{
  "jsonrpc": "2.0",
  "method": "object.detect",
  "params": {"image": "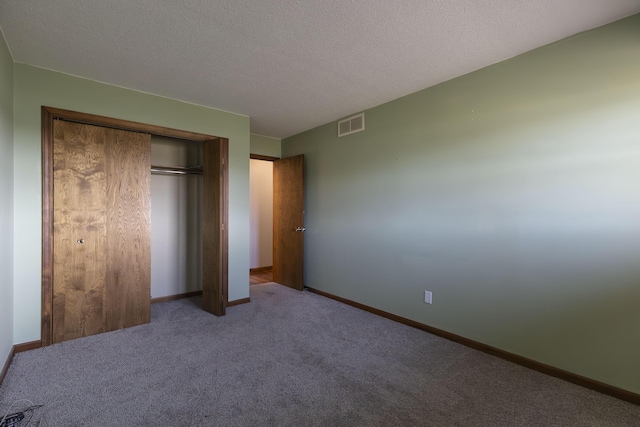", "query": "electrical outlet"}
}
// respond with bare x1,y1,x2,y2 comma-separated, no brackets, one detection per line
424,291,432,304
